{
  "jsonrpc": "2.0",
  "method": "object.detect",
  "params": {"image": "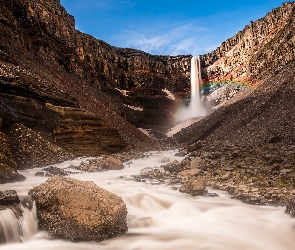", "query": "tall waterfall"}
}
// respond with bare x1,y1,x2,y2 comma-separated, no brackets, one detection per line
190,56,203,117
173,55,209,122
0,202,38,244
